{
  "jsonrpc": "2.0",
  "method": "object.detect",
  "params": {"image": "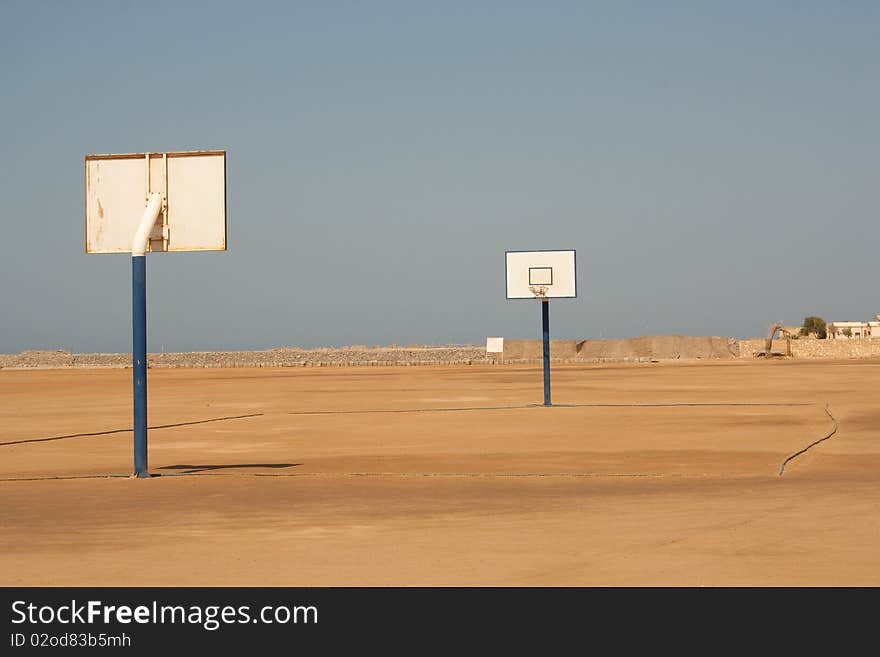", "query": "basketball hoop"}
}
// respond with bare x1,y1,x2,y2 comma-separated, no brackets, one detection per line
529,285,548,299
85,150,227,479
505,249,577,407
